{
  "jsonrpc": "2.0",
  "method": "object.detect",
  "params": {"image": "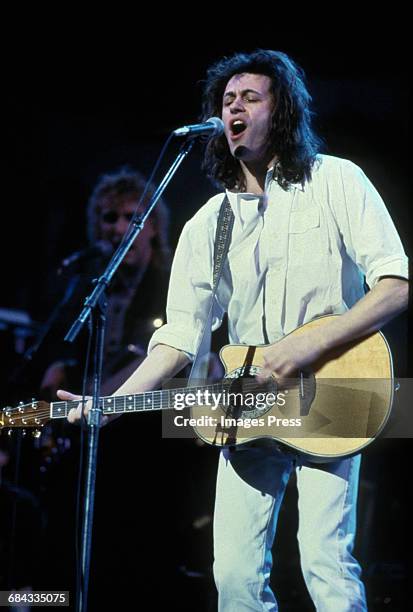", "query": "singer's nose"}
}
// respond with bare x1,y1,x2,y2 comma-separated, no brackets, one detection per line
229,95,245,113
